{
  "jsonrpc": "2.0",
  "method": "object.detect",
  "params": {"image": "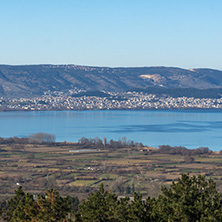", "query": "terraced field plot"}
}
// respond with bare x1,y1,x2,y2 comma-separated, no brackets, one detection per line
0,143,222,201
